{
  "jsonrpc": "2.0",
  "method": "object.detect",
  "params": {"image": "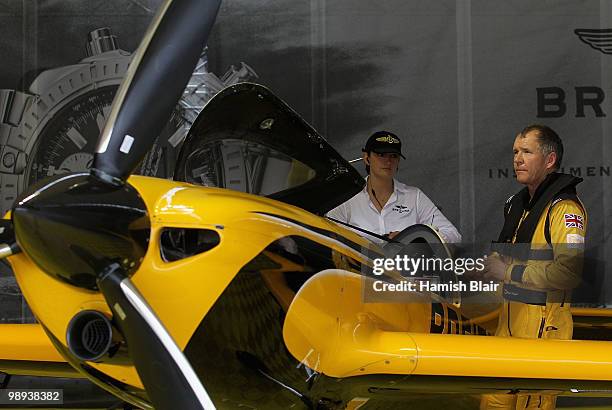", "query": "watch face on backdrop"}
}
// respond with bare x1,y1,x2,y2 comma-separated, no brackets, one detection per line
25,85,117,183
25,84,185,185
0,26,257,323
